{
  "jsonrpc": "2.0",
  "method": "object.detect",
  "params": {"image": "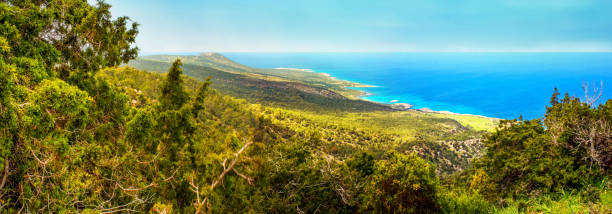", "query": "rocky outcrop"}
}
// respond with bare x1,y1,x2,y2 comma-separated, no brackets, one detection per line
390,103,413,110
